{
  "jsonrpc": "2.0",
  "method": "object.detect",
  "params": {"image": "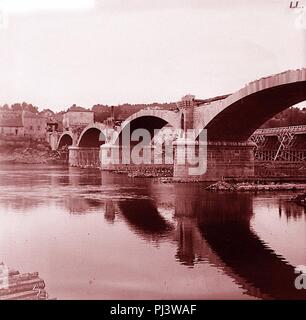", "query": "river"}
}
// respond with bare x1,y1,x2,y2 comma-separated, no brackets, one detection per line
0,164,305,300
